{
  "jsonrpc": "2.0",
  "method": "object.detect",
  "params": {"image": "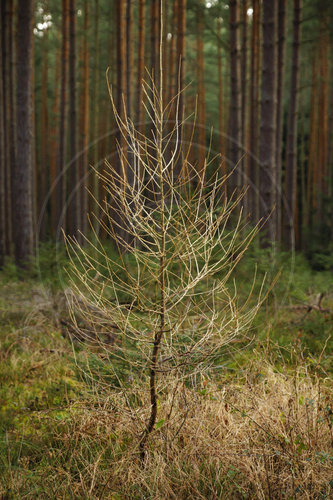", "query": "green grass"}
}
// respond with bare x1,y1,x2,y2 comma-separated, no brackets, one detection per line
0,248,332,499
